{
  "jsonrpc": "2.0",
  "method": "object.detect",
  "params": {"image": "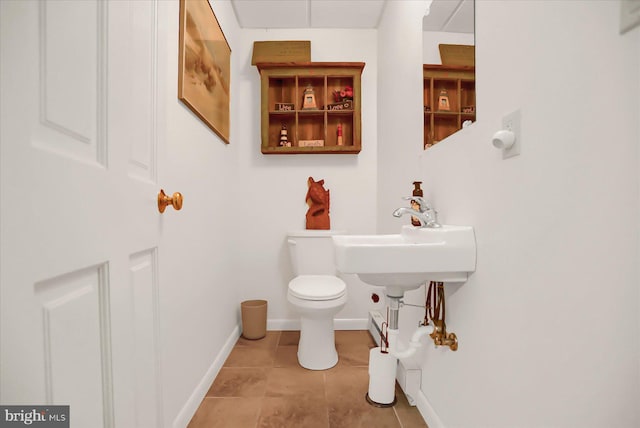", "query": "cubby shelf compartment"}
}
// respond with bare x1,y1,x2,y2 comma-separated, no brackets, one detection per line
256,62,365,154
424,64,475,149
